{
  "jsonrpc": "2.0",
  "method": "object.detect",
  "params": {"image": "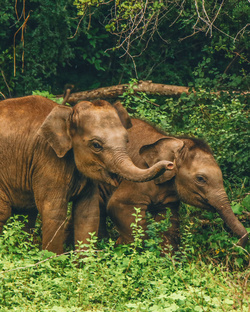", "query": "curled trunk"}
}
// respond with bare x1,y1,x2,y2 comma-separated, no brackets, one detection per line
111,152,174,183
